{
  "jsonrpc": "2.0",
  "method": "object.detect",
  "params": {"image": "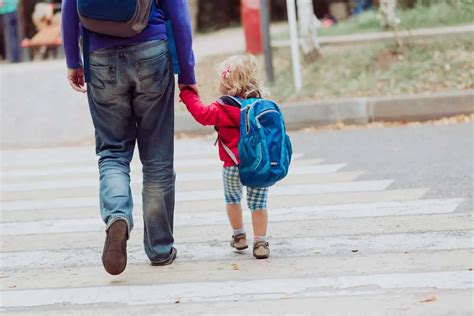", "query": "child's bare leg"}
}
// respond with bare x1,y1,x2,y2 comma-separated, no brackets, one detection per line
227,203,248,250
251,208,270,259
248,185,270,259
251,209,268,237
226,203,244,230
